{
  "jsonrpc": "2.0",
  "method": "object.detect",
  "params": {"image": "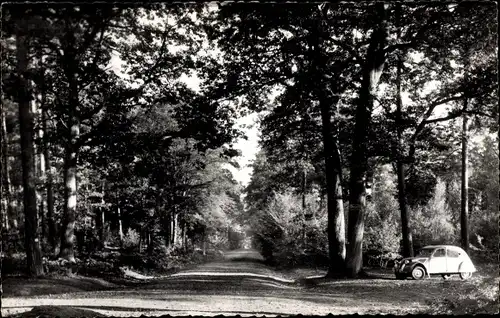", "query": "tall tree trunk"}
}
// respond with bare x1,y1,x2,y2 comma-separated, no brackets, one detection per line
346,3,389,277
1,106,10,230
320,96,346,276
302,169,307,244
16,26,44,276
460,98,469,253
33,97,47,245
394,6,414,258
311,14,346,276
58,76,79,263
42,106,56,252
2,106,18,231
